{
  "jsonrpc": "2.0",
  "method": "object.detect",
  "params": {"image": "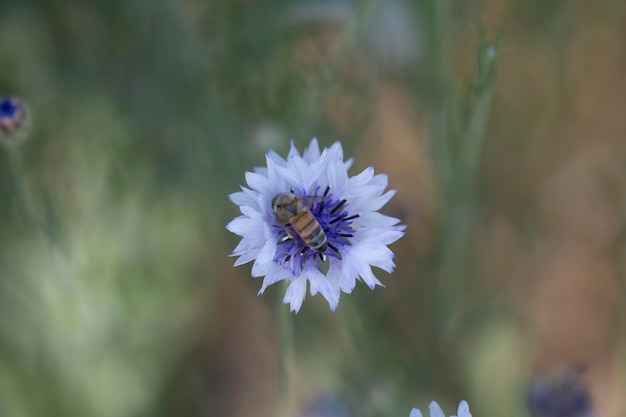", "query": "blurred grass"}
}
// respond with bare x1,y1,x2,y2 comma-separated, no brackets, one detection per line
1,1,625,417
